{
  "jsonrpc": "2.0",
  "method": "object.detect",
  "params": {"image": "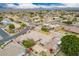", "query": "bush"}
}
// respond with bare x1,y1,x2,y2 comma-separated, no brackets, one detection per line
9,18,14,21
41,27,49,32
9,24,15,30
20,23,27,28
63,21,72,25
40,51,47,56
61,35,79,56
0,17,3,22
22,39,35,48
